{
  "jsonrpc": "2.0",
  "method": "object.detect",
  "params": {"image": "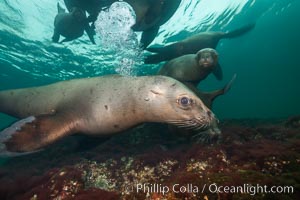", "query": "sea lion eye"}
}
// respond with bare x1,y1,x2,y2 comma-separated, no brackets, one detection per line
179,97,191,106
181,97,189,105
